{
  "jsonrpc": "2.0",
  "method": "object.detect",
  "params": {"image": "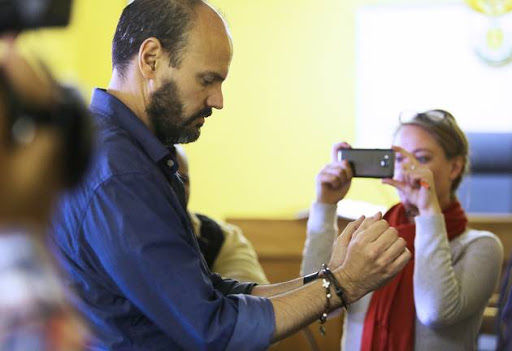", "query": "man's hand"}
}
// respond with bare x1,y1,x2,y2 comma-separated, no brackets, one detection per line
328,215,365,269
316,142,353,204
269,212,409,341
333,214,411,303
